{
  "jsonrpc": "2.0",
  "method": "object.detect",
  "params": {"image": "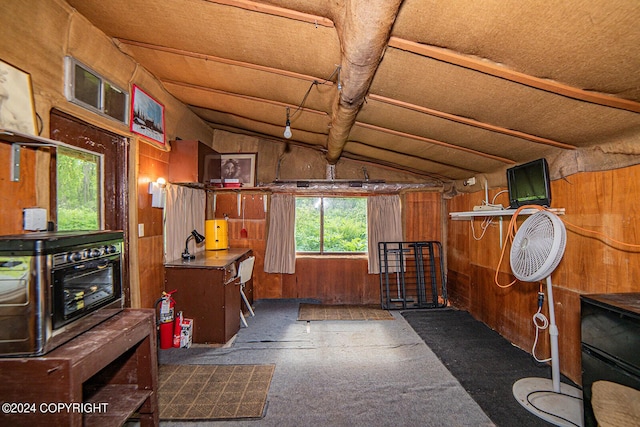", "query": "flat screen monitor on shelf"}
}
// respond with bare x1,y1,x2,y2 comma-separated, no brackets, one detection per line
506,158,552,208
